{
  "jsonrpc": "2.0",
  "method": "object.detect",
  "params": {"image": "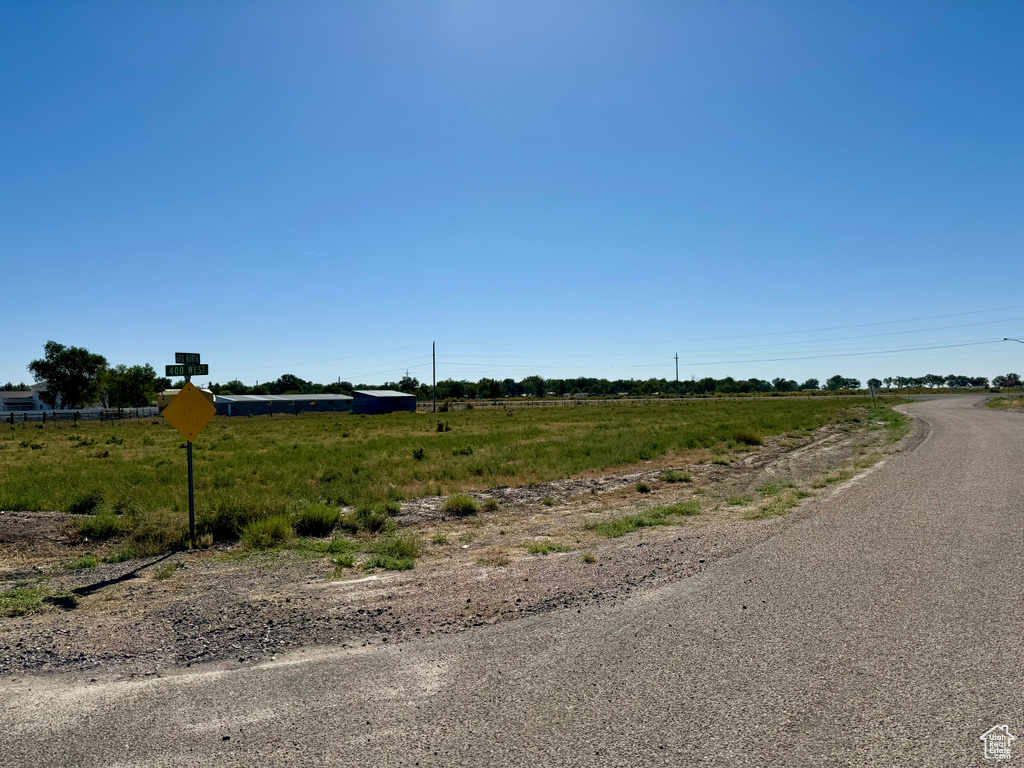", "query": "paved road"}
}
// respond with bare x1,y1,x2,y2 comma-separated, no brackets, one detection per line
3,396,1022,766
